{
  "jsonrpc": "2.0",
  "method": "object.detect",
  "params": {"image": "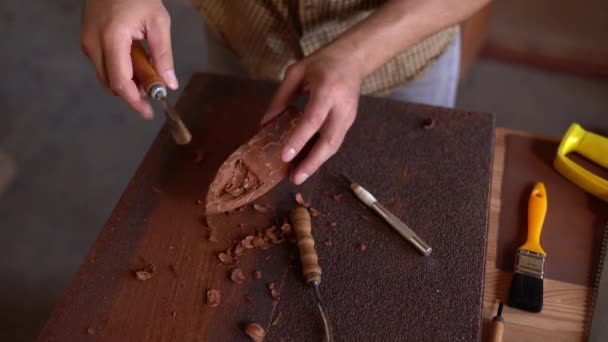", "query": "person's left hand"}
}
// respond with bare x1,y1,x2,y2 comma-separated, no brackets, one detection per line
262,49,363,185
